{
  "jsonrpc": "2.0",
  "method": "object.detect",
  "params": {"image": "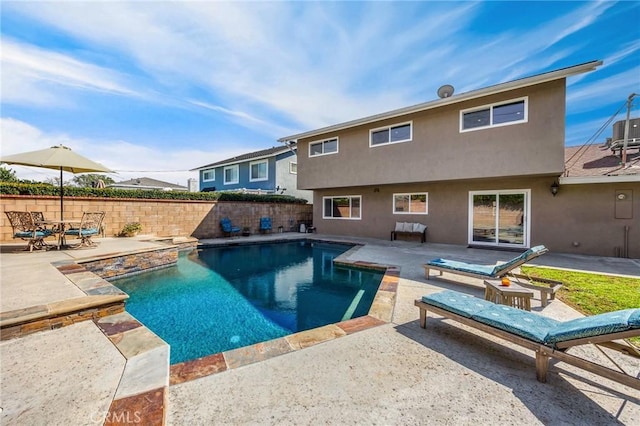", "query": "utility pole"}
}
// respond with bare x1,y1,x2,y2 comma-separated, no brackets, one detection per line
621,93,637,166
